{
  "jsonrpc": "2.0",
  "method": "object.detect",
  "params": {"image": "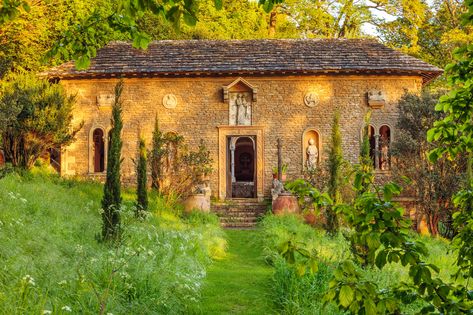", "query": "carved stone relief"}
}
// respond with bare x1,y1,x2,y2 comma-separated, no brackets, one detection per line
304,92,319,108
229,92,252,126
367,90,385,109
96,94,114,108
163,94,178,109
